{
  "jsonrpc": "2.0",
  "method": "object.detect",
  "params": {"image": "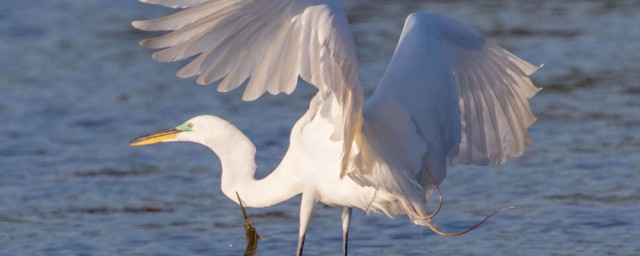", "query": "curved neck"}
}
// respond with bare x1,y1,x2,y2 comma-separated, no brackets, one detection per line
199,127,302,208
